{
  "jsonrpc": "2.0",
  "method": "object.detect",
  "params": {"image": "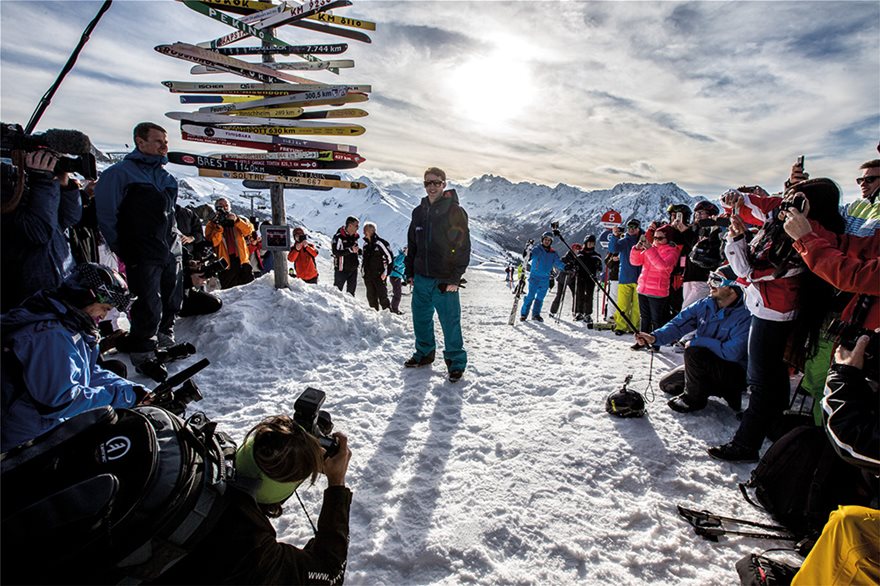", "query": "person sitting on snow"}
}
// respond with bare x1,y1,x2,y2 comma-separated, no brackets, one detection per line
633,265,750,413
520,231,566,322
1,263,146,451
